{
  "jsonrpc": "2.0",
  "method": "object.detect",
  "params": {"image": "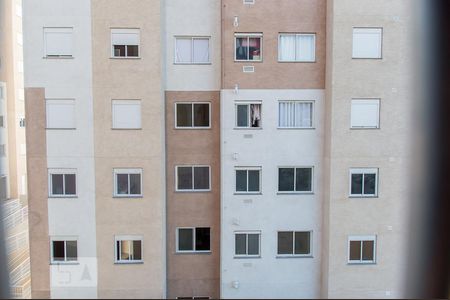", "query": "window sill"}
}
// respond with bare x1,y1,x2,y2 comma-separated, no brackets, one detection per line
348,195,378,199
111,128,143,130
48,196,78,199
175,190,211,193
175,251,212,255
174,127,212,130
114,261,144,265
110,56,141,60
234,192,262,195
278,60,316,63
233,127,262,130
347,261,377,265
352,57,383,60
277,192,314,195
113,195,144,199
50,262,79,265
234,255,261,259
277,127,315,130
234,60,263,63
43,56,74,59
276,255,313,259
350,127,380,130
46,128,76,130
174,62,212,65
